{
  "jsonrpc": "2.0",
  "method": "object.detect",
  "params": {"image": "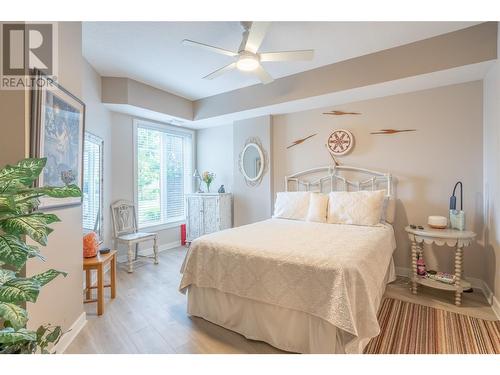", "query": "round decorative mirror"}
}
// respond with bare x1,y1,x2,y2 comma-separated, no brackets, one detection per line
240,143,264,182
